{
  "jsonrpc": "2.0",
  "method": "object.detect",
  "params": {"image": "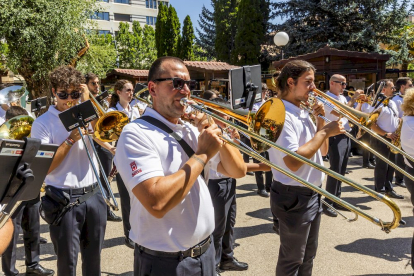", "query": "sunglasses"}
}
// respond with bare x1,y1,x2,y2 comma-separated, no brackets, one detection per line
333,81,347,86
90,82,99,86
153,78,197,91
56,91,82,100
